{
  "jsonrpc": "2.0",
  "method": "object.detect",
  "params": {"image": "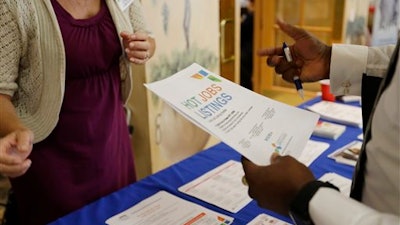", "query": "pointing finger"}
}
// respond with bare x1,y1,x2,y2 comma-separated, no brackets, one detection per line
276,19,309,41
